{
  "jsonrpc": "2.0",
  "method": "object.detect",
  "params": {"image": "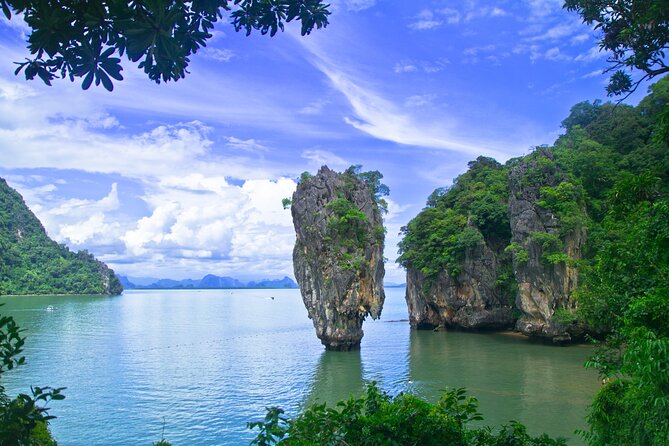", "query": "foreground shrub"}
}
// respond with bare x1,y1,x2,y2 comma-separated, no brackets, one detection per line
248,383,566,446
